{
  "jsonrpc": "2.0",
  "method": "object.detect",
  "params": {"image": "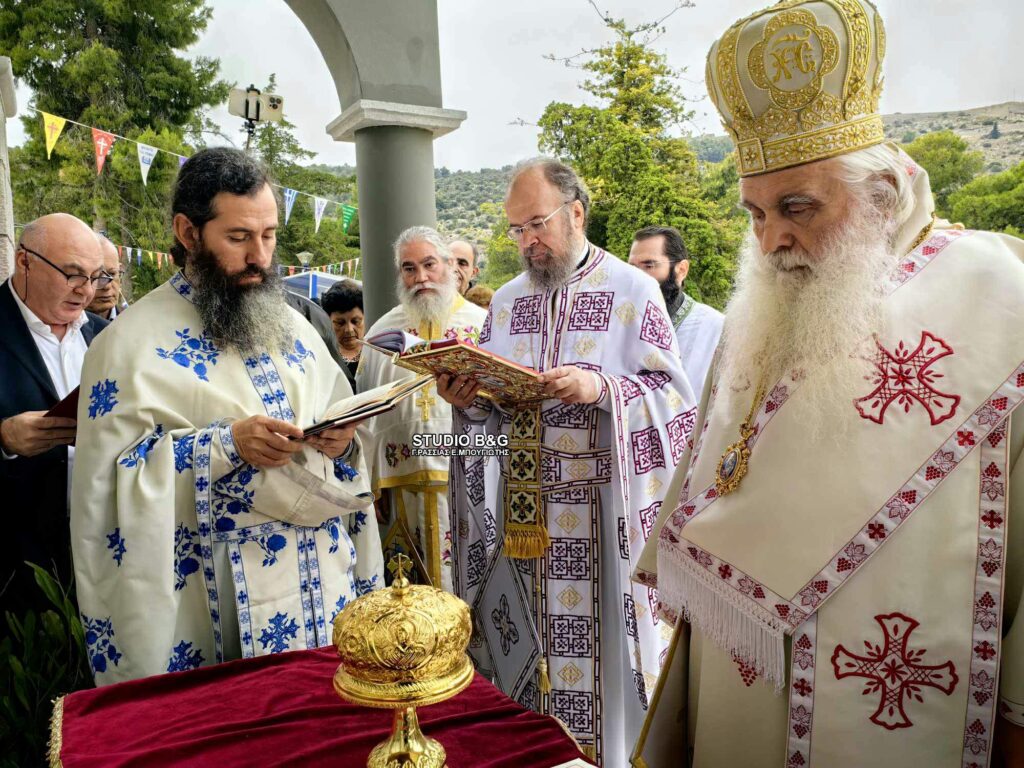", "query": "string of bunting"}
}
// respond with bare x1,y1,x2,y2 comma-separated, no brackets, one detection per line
110,241,361,278
36,109,359,234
